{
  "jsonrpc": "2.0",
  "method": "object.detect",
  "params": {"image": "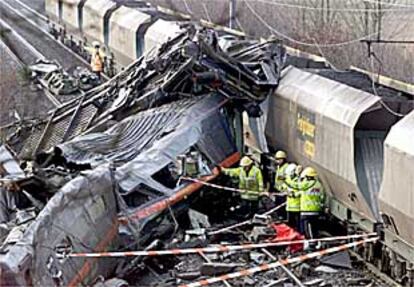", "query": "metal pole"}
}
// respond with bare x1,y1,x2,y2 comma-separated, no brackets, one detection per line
229,0,236,29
